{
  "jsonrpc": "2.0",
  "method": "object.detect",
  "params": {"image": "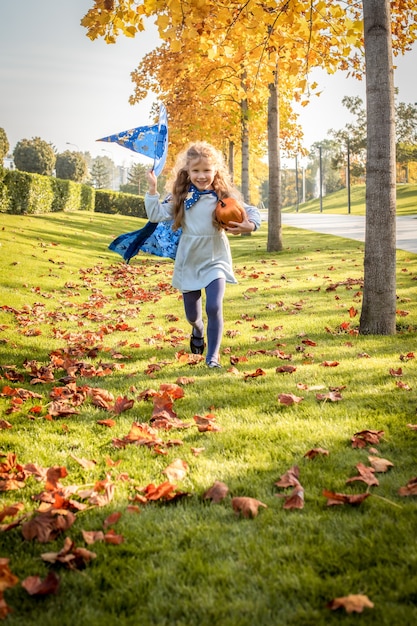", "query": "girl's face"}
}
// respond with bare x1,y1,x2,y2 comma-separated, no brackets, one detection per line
188,157,216,191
